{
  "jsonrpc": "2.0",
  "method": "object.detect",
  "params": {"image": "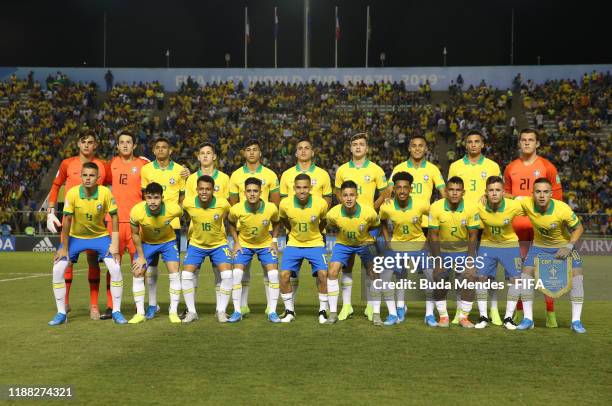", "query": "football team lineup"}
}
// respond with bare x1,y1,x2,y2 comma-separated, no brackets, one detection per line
44,128,587,332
